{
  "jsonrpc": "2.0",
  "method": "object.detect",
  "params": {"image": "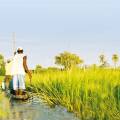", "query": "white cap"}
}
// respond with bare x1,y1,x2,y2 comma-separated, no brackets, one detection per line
17,47,23,51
